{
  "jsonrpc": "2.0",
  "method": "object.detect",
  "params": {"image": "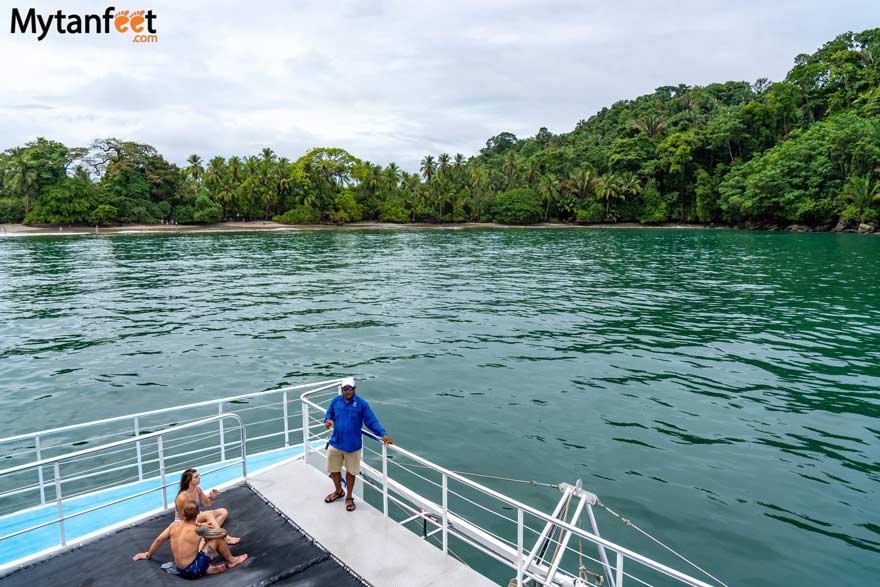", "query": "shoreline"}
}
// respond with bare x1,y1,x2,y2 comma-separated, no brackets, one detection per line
0,221,875,237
